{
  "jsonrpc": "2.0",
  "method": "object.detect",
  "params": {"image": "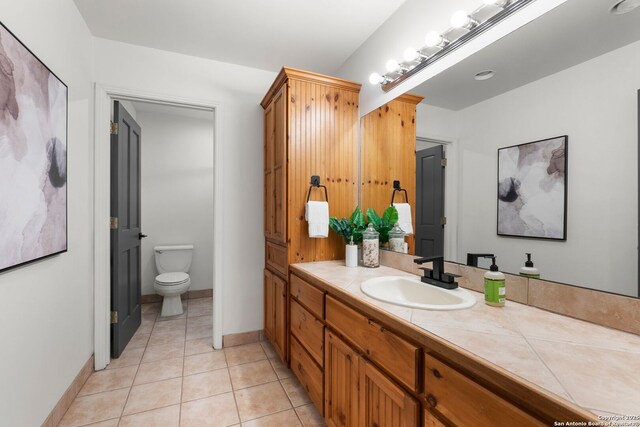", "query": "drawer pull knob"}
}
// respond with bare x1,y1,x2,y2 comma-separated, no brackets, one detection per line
380,326,385,333
432,369,441,379
427,393,438,408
